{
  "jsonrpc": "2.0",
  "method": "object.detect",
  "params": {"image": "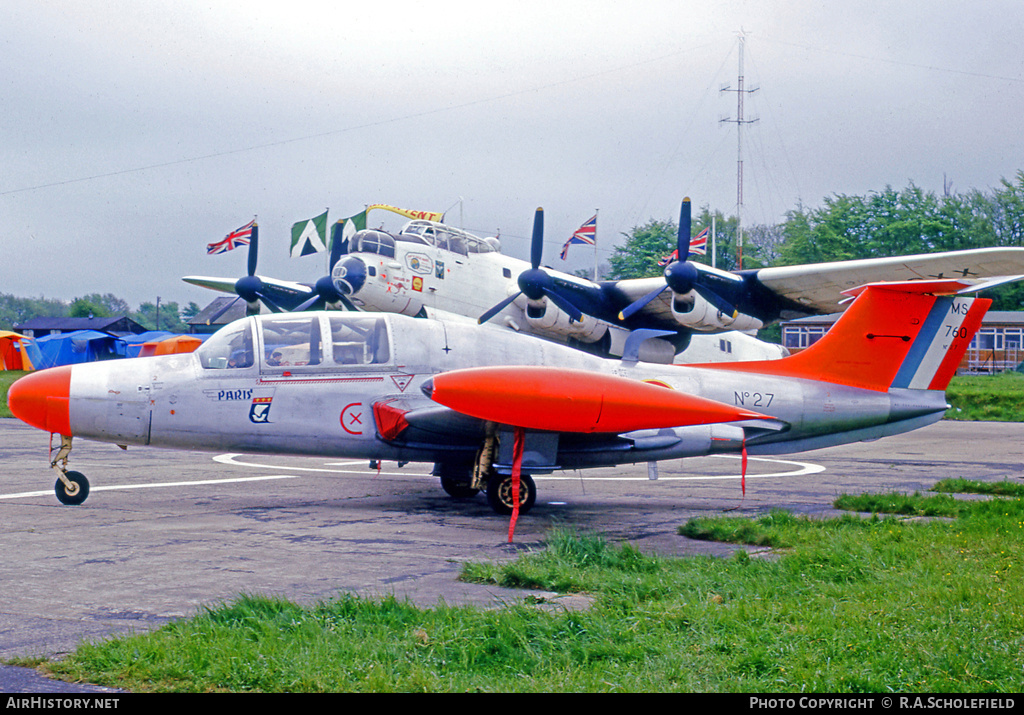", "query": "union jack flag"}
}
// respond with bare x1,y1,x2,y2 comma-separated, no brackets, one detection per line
688,227,708,256
658,227,708,265
560,215,597,260
207,220,255,255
